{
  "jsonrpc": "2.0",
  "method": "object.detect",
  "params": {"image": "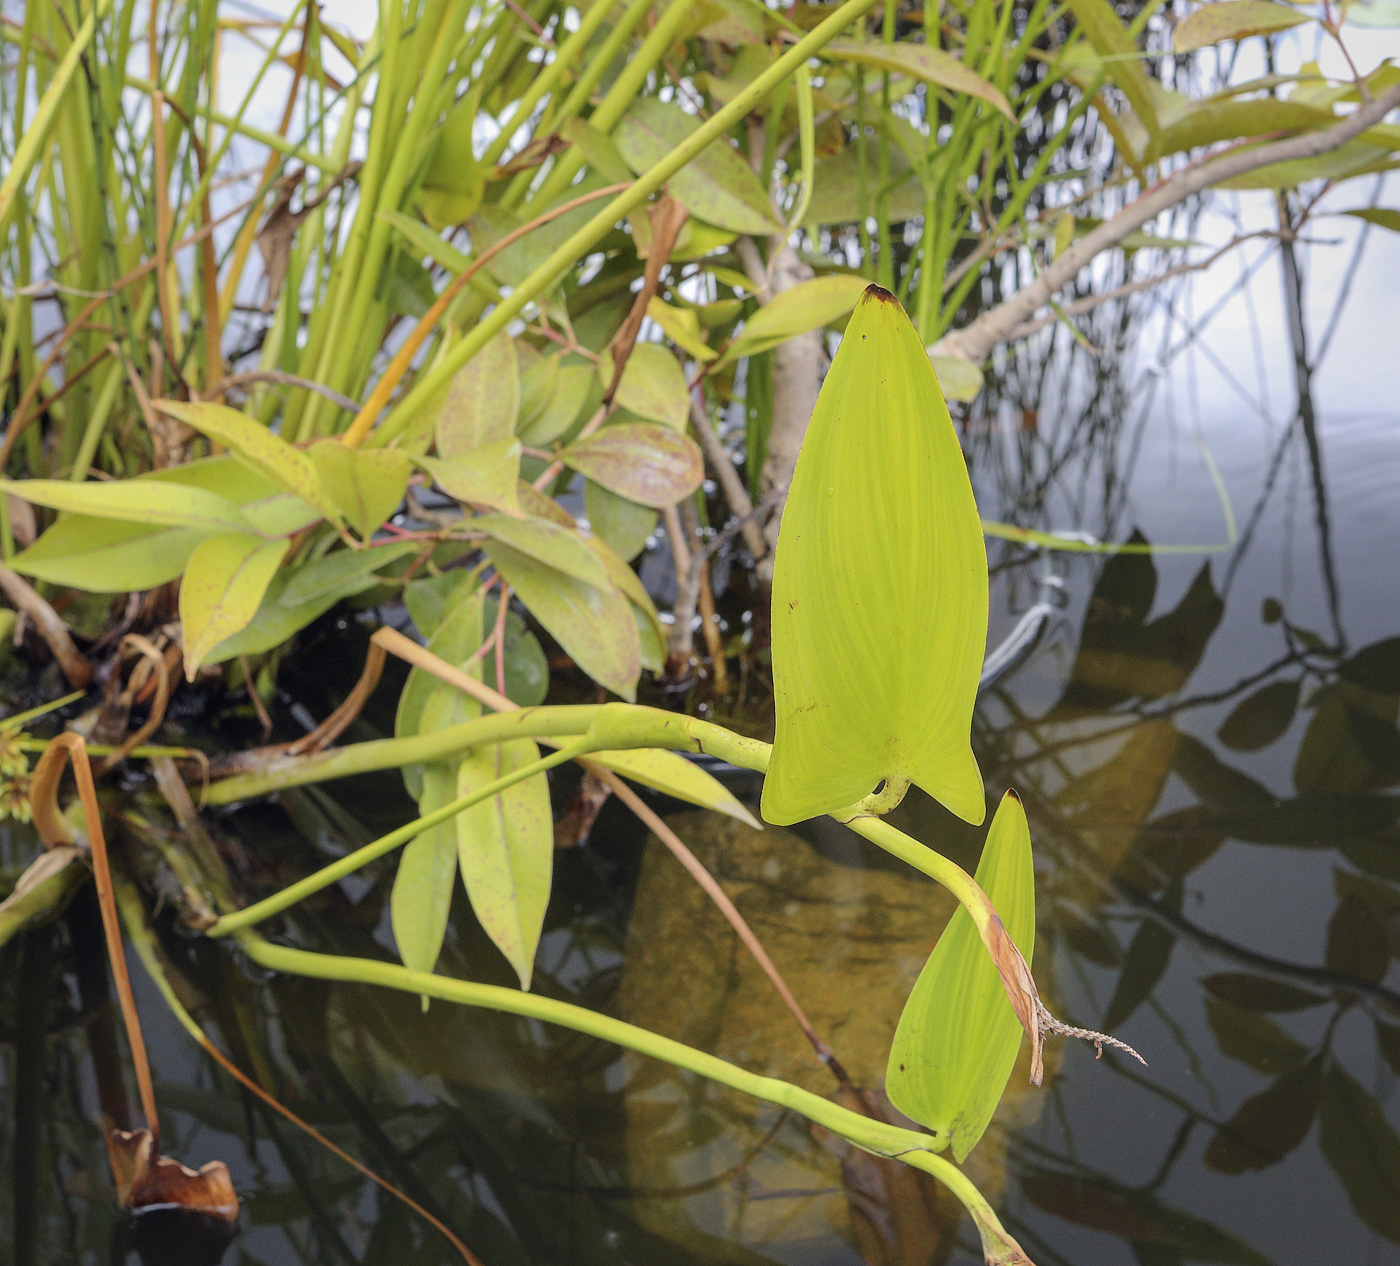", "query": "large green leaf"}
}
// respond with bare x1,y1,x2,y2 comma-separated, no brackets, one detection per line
559,424,703,508
762,285,987,825
455,739,553,989
614,98,782,235
153,400,338,523
434,331,519,457
719,274,869,365
485,540,640,701
391,764,460,975
10,516,212,592
202,568,344,665
825,40,1015,120
0,477,252,532
180,532,288,676
886,790,1034,1160
307,441,412,539
1175,0,1310,52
